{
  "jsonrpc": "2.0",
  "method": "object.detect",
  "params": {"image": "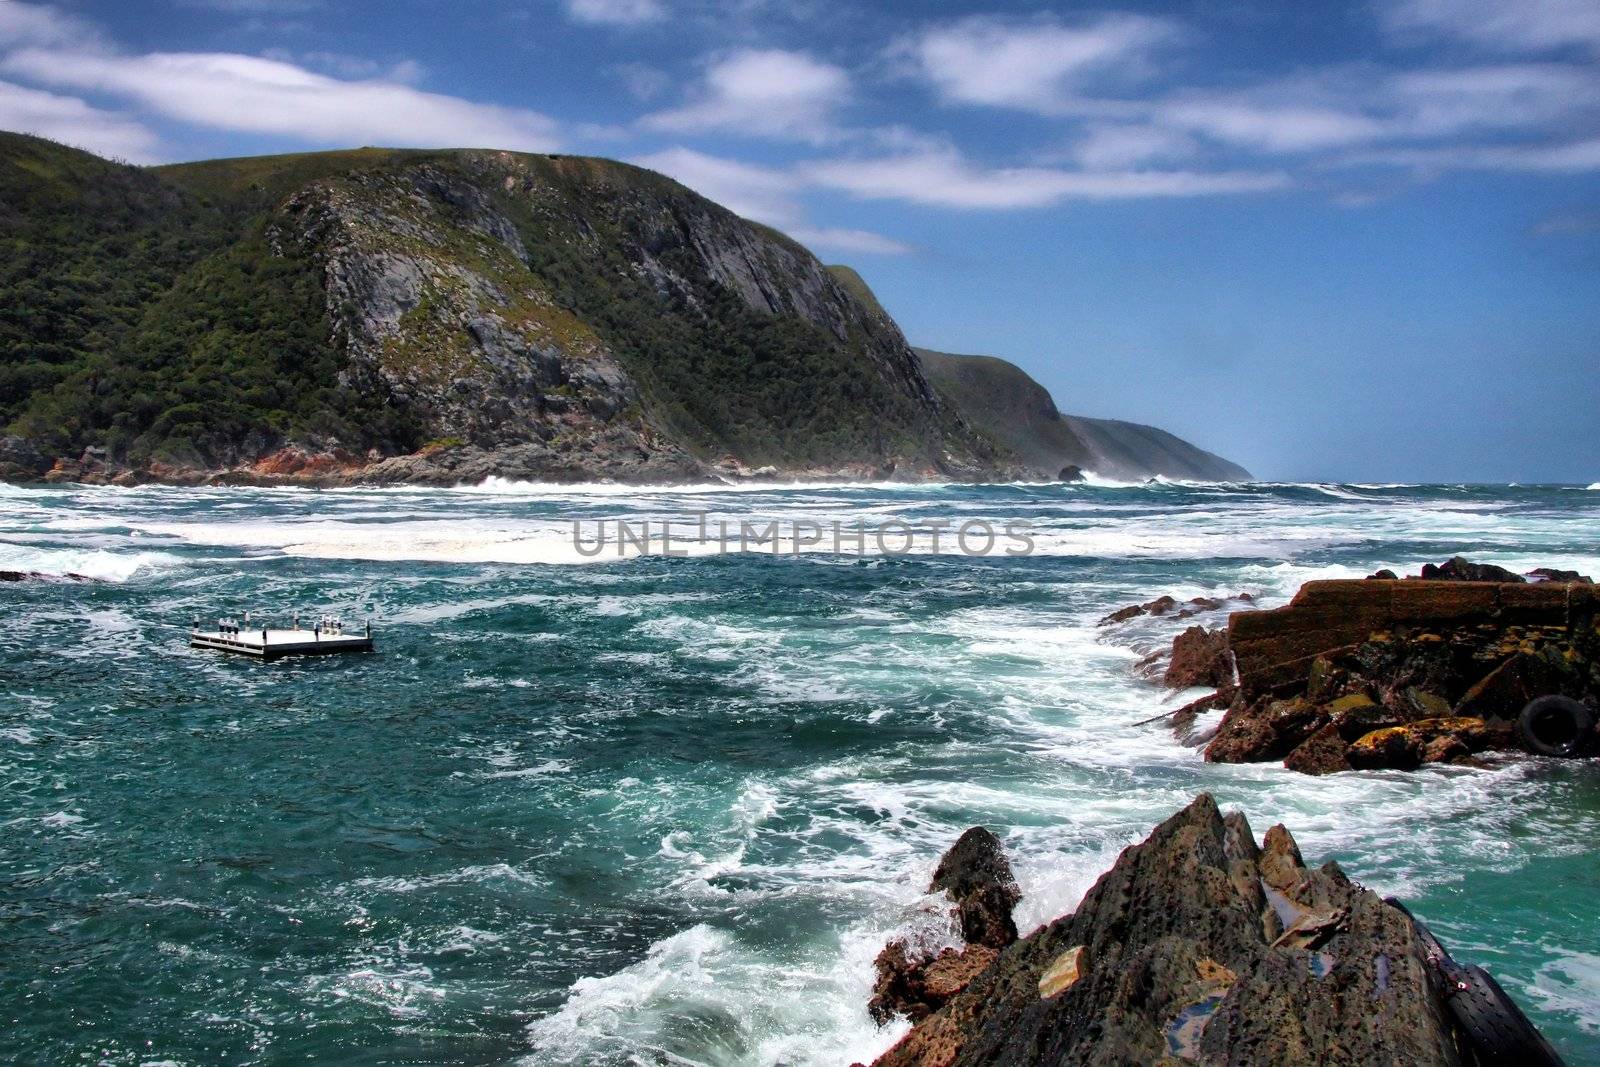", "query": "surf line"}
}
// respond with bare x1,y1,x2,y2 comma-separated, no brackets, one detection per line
571,514,1036,558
